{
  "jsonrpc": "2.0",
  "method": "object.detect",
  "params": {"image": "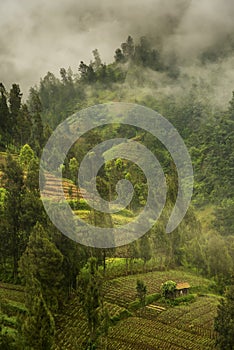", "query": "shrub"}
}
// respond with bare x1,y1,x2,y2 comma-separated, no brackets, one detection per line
68,198,90,210
146,293,161,304
111,309,132,323
161,280,177,299
172,294,196,306
128,293,161,311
